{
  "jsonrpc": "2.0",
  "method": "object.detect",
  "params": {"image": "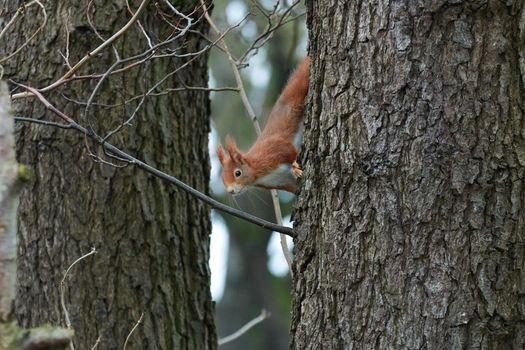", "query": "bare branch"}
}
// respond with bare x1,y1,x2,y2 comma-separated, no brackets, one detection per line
272,190,293,272
125,0,153,47
108,25,237,141
60,85,238,109
9,2,204,101
83,59,121,136
10,0,151,99
0,3,24,39
60,247,97,288
62,0,151,80
85,3,195,143
87,0,109,42
58,10,73,70
238,0,303,64
0,0,48,64
165,85,240,93
122,313,144,350
14,116,73,129
10,81,76,124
